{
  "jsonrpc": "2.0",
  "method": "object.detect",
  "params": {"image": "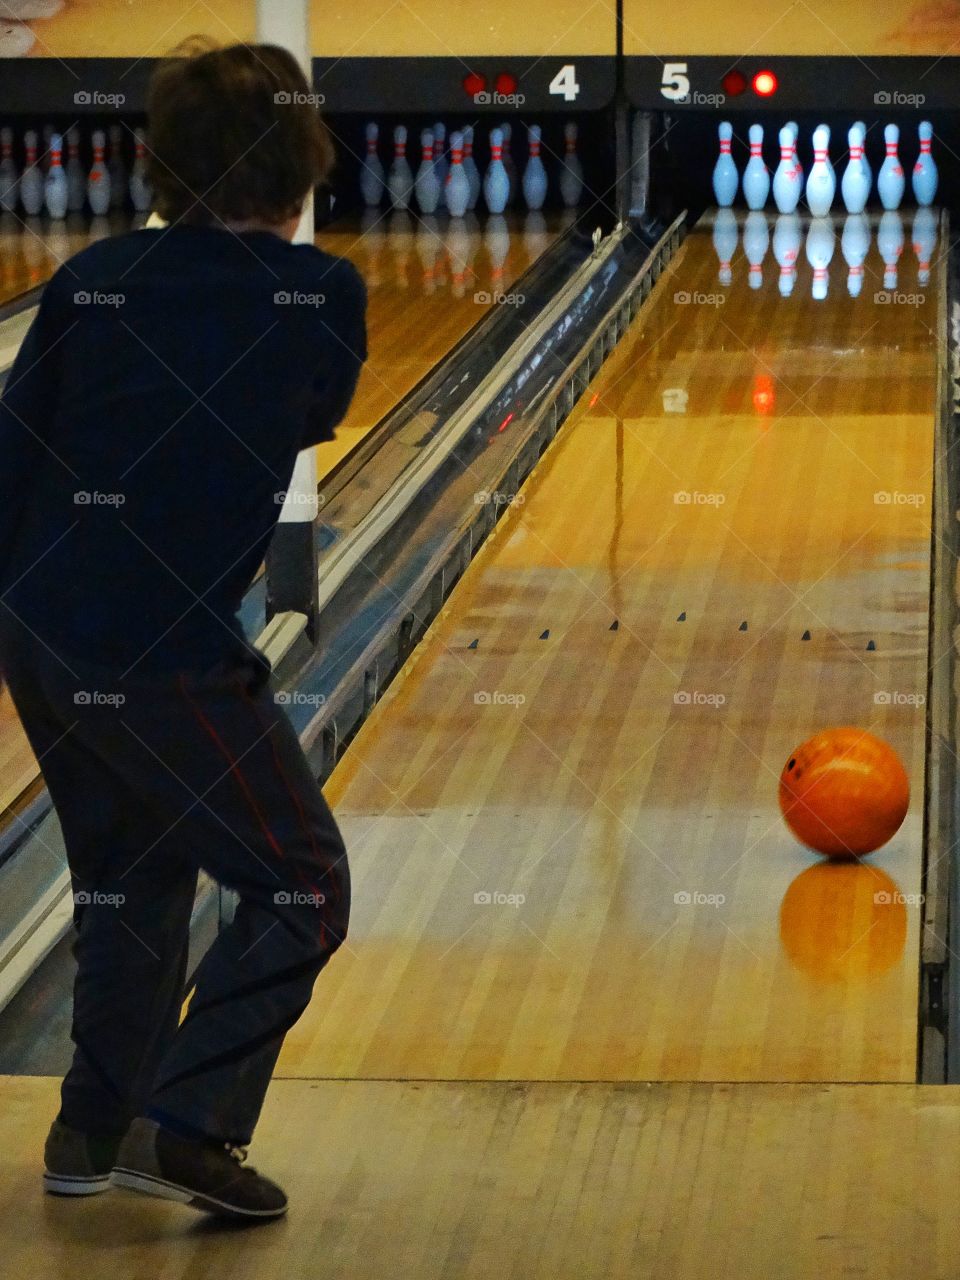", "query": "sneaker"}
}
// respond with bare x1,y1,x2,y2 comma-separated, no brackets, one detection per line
111,1117,287,1220
43,1117,124,1196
